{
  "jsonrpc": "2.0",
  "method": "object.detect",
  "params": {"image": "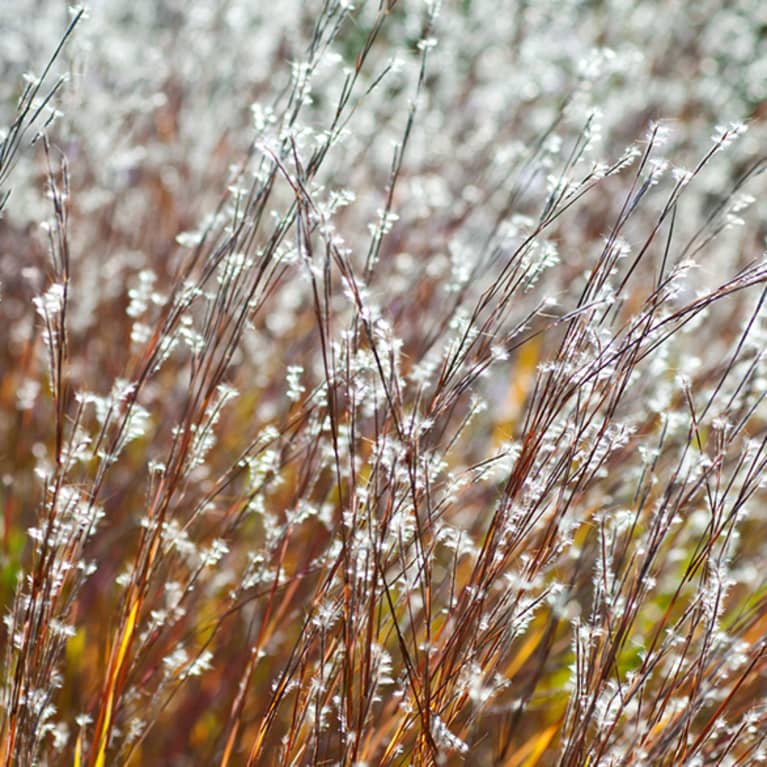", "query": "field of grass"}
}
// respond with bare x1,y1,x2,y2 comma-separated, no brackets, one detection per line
2,1,767,764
